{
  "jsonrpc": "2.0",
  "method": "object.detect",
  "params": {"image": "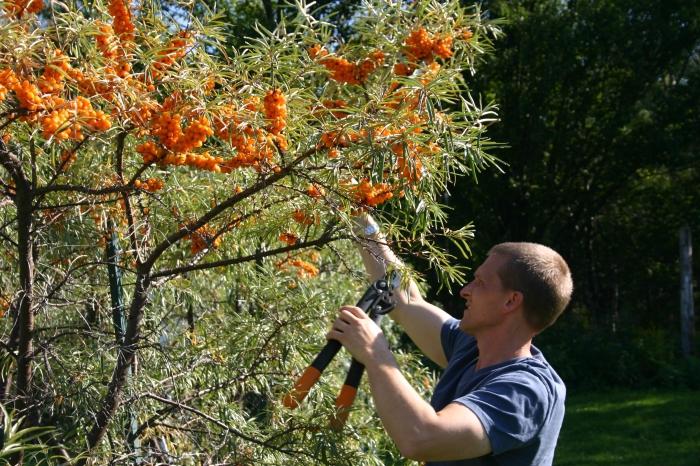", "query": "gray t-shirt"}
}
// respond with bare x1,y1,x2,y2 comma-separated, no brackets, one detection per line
428,318,566,466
